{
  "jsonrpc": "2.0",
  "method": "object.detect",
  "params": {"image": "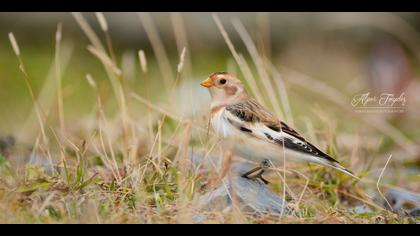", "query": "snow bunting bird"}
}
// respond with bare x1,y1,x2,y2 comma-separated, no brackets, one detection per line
200,72,357,183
